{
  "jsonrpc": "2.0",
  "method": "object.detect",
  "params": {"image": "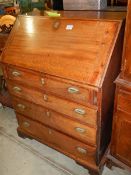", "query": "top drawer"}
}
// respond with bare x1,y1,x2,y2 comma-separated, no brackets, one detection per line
7,66,43,89
117,88,131,114
6,66,98,107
